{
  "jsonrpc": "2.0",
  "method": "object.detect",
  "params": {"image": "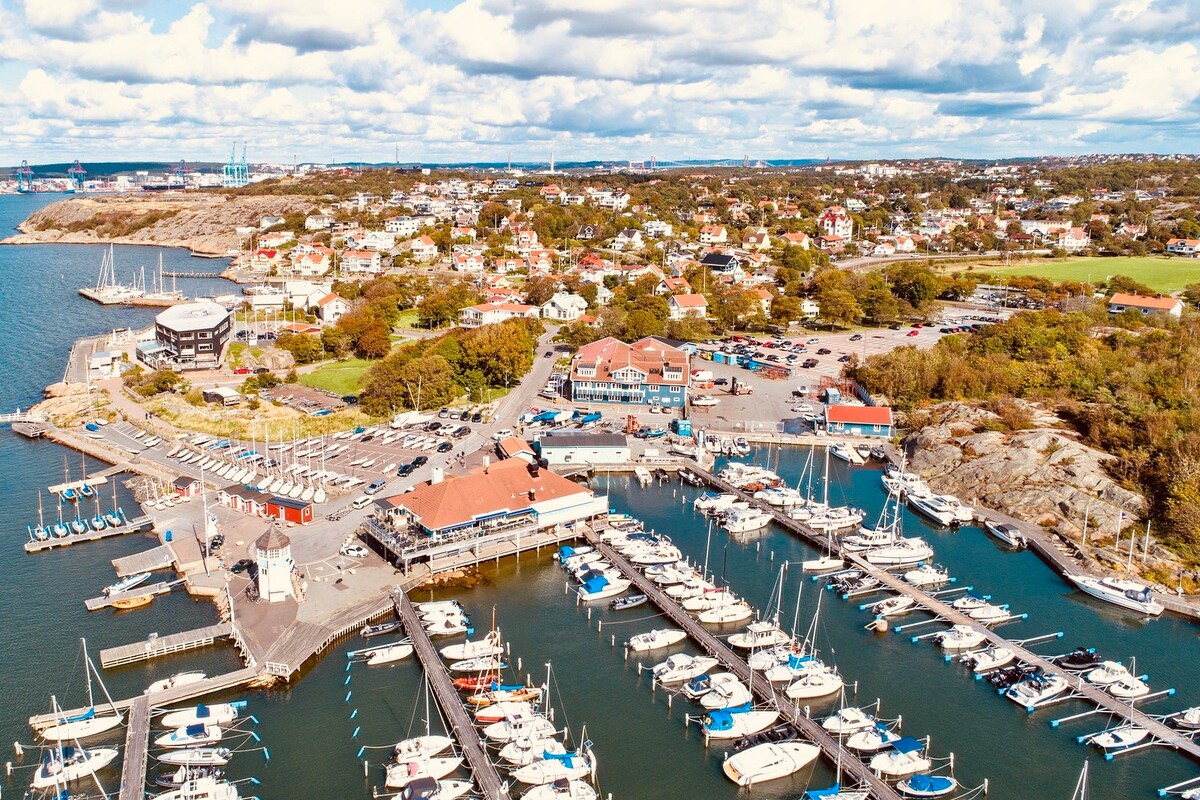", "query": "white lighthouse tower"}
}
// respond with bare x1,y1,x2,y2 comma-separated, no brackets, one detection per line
254,524,295,603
